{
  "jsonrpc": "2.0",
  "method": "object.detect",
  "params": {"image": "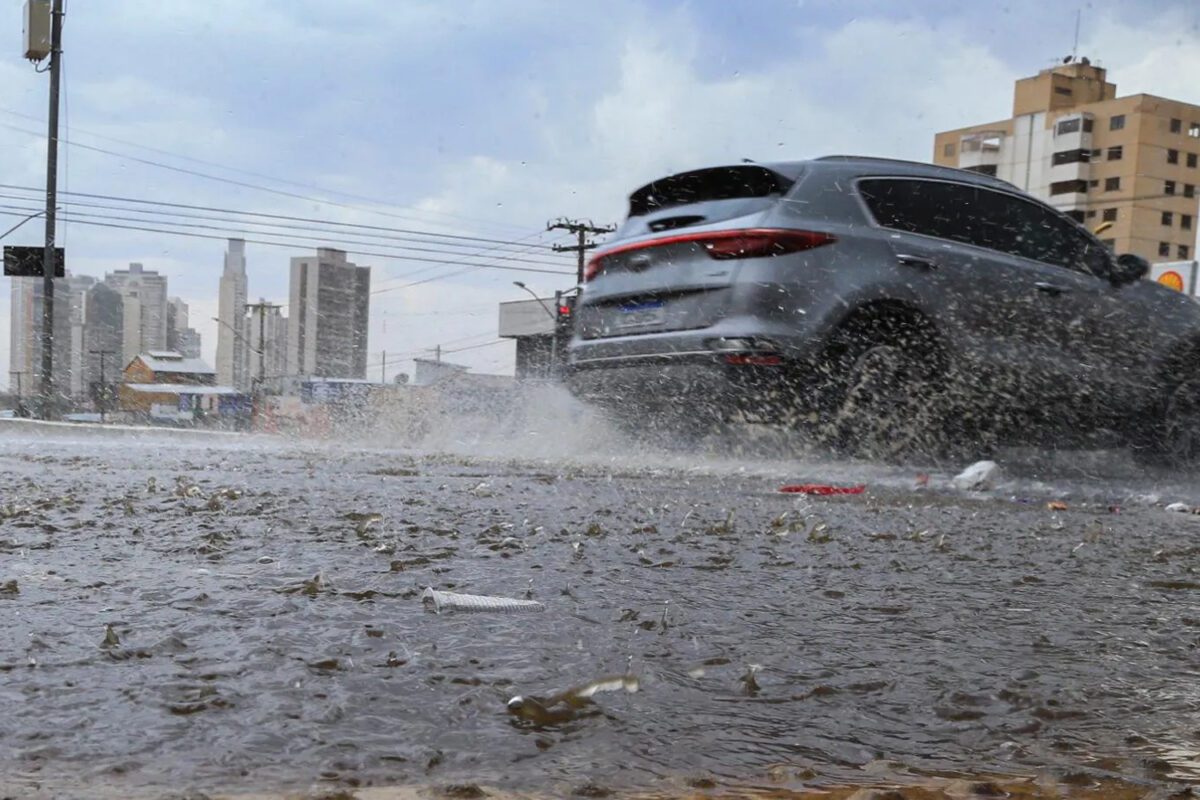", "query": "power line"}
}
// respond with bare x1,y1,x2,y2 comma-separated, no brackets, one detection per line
0,200,570,269
0,116,533,235
0,207,574,278
0,183,563,252
366,338,510,370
